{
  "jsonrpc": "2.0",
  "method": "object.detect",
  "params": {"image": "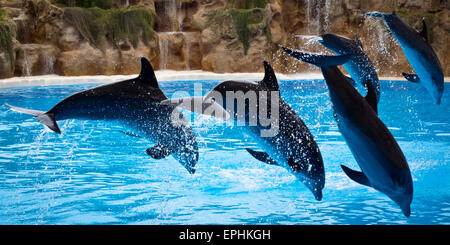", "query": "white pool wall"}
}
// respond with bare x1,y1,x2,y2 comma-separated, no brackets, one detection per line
0,70,449,88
